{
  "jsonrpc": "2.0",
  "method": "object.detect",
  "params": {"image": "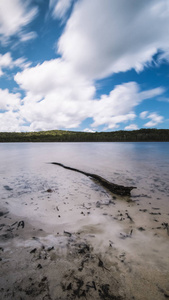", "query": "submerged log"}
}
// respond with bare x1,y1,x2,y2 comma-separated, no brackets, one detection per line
51,162,136,196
